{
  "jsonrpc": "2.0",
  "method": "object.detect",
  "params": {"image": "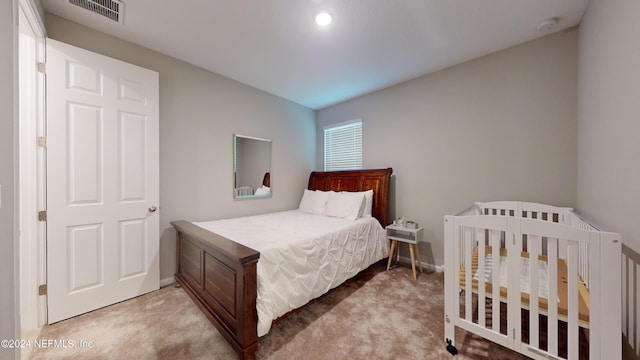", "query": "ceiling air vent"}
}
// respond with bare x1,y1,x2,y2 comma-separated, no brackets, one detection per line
69,0,124,24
